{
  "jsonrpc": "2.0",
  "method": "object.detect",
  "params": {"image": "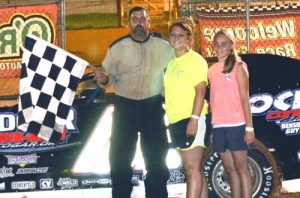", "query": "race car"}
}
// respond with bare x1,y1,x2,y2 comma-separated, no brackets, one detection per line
0,53,299,197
